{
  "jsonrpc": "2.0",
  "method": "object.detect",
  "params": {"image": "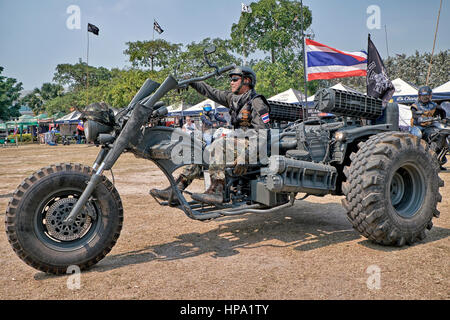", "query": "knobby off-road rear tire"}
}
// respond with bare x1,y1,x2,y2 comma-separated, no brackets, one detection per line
5,163,123,274
342,132,444,246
